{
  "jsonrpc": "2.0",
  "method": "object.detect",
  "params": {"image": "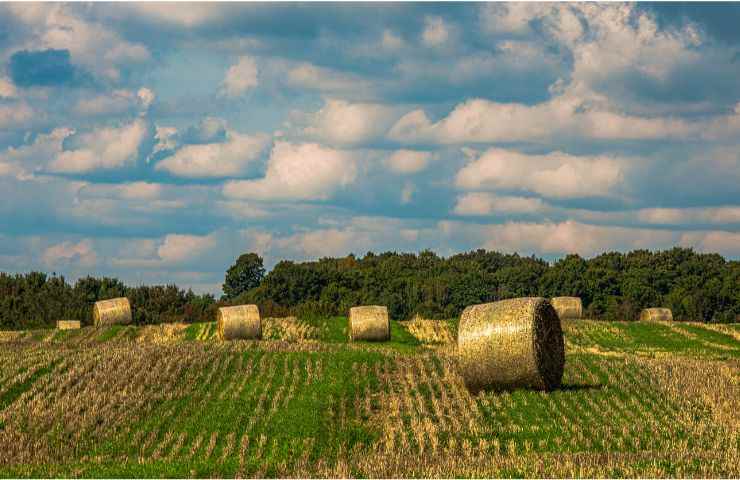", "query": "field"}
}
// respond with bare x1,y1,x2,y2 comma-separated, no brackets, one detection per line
0,317,738,478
